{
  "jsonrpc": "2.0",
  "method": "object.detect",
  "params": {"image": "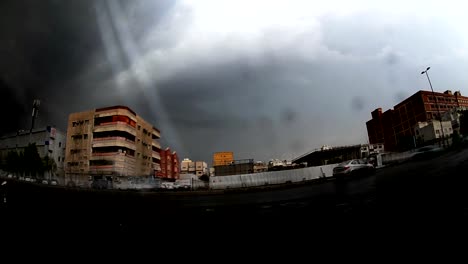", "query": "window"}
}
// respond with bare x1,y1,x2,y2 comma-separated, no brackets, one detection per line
138,125,141,130
59,142,61,147
85,120,89,125
70,149,81,154
84,134,88,139
58,157,60,162
436,130,440,134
